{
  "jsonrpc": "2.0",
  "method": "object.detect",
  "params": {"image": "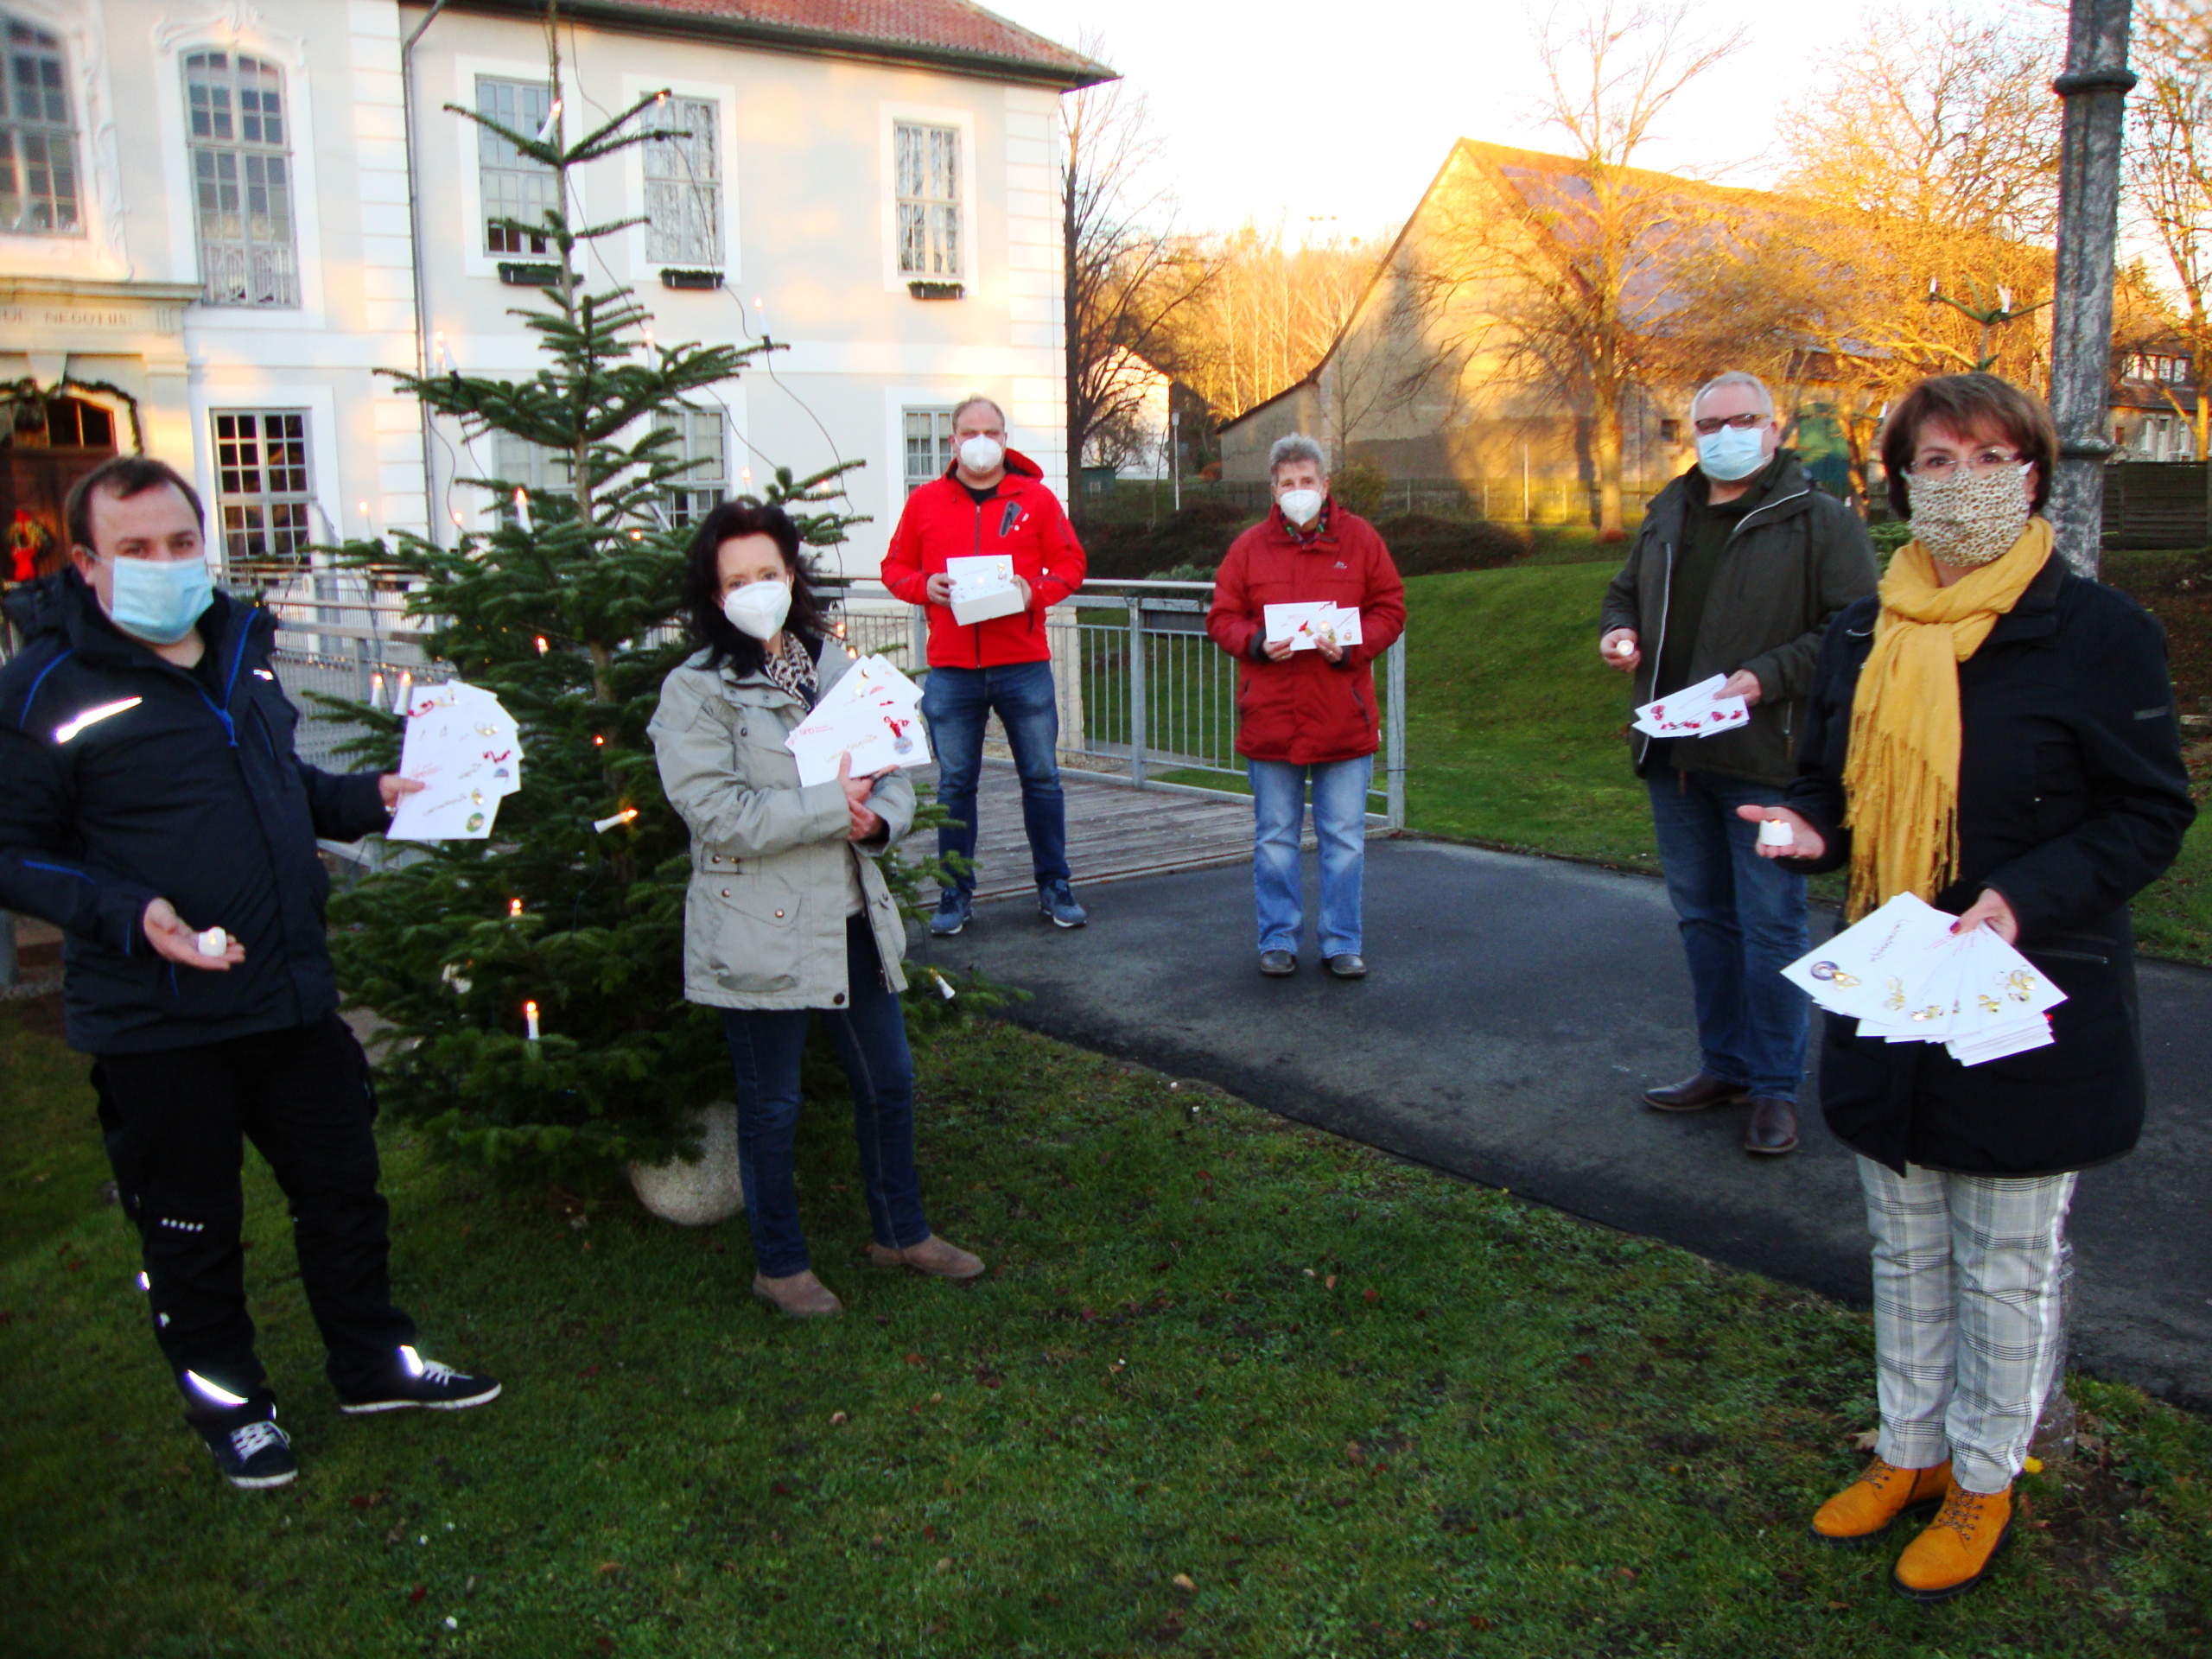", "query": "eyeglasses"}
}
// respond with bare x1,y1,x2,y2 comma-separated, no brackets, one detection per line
1692,412,1764,435
1904,449,2024,480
